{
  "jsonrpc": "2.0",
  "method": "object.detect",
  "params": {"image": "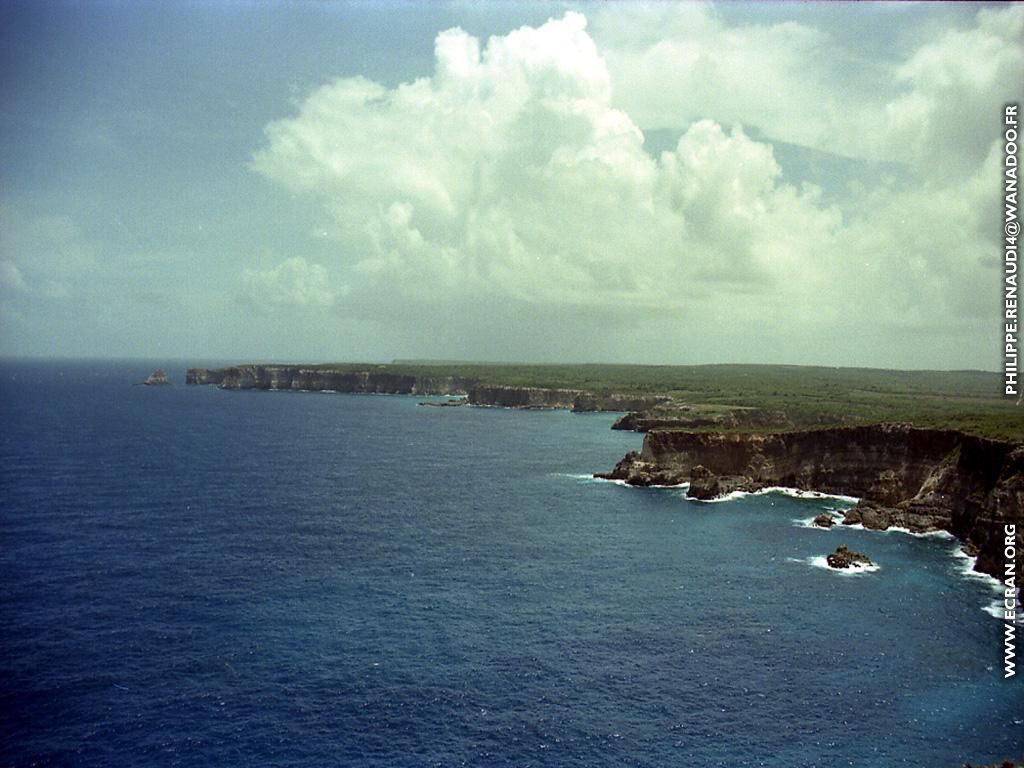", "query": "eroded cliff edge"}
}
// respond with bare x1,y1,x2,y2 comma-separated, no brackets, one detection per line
186,365,475,395
186,366,670,411
597,423,1023,579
